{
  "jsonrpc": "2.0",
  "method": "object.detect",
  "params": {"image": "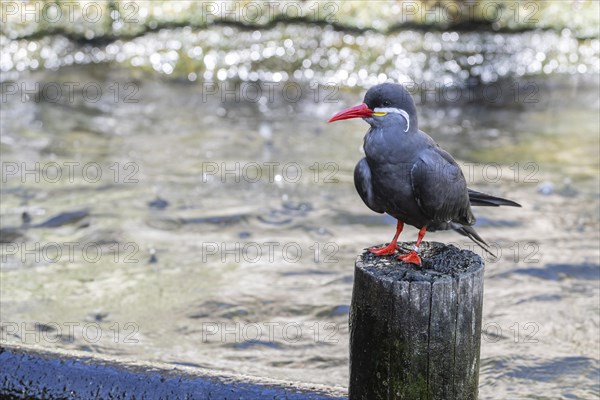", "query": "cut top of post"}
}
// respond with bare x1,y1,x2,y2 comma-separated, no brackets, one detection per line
357,241,483,282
